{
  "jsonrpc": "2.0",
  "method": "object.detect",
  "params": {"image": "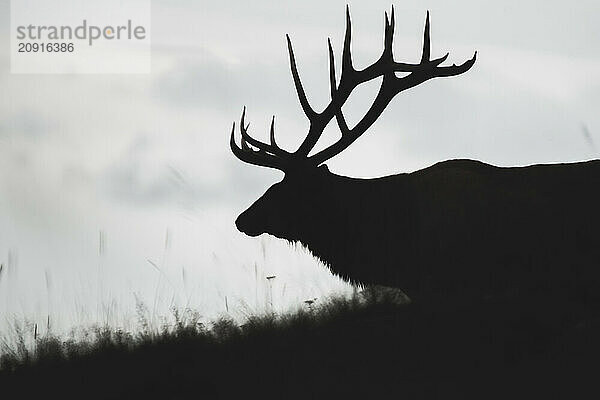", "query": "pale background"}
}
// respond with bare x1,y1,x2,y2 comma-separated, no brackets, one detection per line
0,0,598,335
